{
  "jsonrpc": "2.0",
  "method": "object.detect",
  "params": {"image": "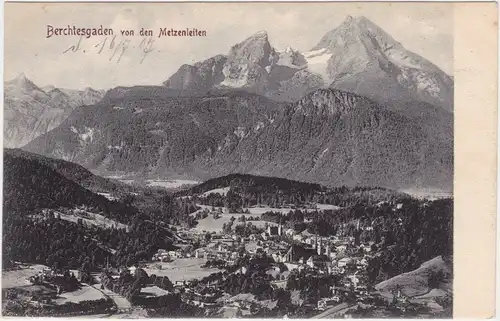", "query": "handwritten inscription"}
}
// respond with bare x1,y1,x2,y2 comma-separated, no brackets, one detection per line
62,35,156,64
